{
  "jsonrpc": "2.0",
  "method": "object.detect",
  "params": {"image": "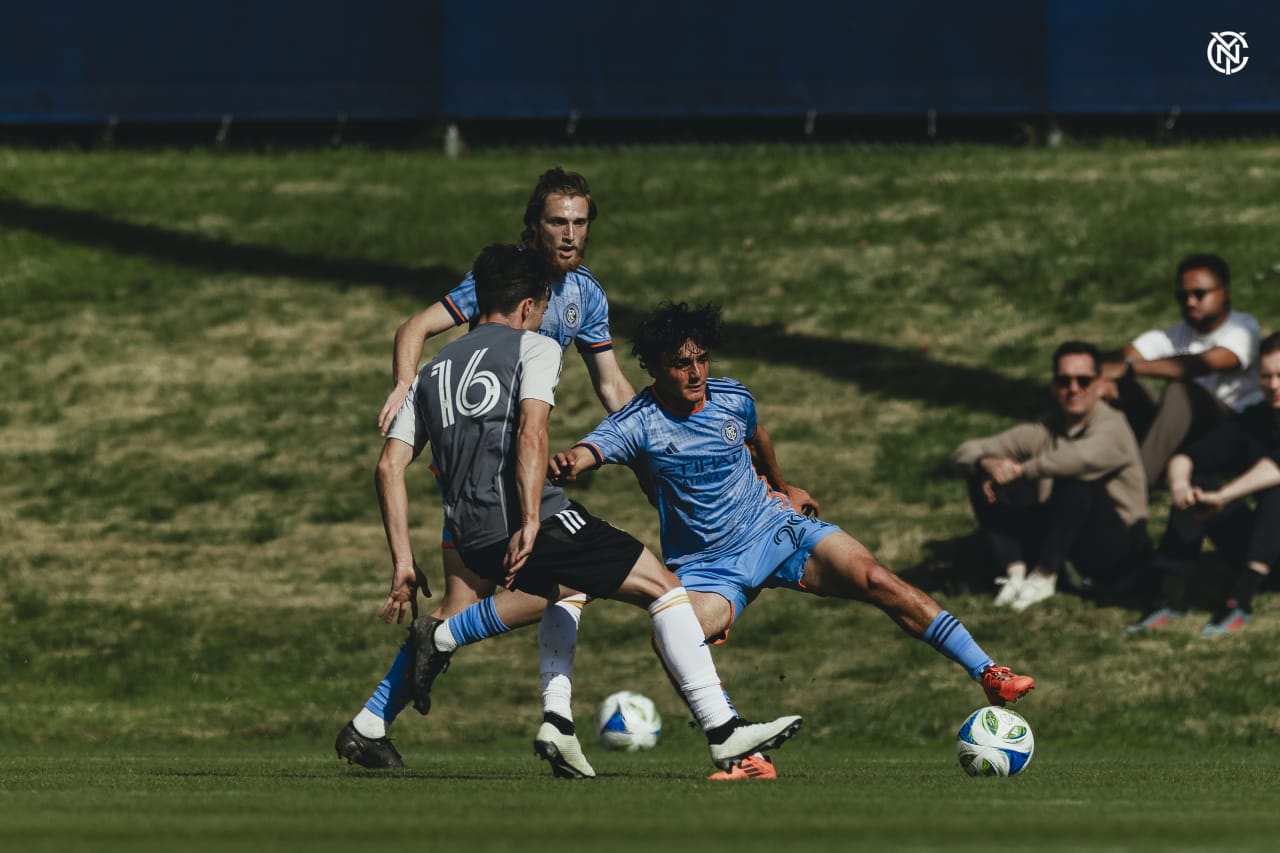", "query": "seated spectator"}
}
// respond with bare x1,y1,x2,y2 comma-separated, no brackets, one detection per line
1099,253,1261,487
1127,332,1280,637
952,341,1148,610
